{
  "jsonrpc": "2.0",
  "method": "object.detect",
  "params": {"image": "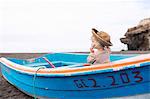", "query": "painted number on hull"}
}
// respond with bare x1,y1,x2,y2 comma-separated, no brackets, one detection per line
108,71,143,86
132,71,143,82
74,78,100,88
73,70,143,89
